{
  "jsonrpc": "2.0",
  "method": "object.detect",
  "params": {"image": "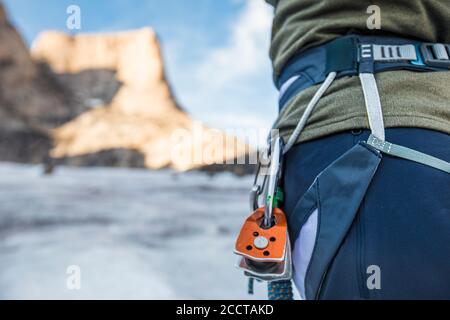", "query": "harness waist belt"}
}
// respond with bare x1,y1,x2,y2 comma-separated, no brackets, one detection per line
277,35,450,111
